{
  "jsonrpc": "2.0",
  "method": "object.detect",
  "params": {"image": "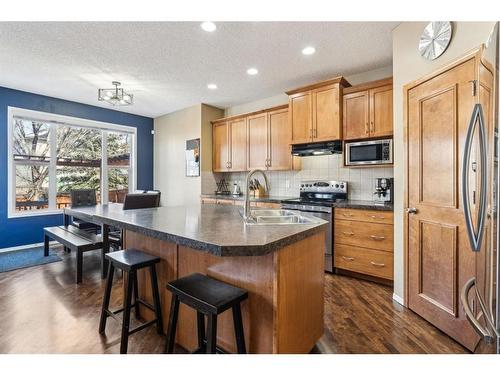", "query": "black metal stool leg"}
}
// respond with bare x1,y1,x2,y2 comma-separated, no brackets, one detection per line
120,270,134,354
164,294,180,353
44,235,49,256
99,263,115,333
206,313,217,354
149,264,163,334
76,249,83,284
197,312,205,350
132,271,140,320
232,304,246,354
